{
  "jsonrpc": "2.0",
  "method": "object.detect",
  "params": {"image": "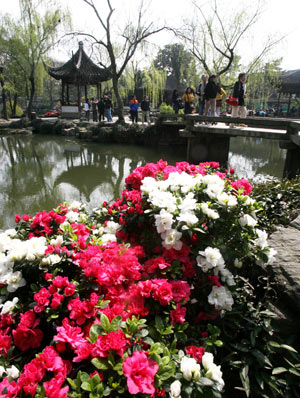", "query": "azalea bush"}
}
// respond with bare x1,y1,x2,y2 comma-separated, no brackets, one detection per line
0,160,299,397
